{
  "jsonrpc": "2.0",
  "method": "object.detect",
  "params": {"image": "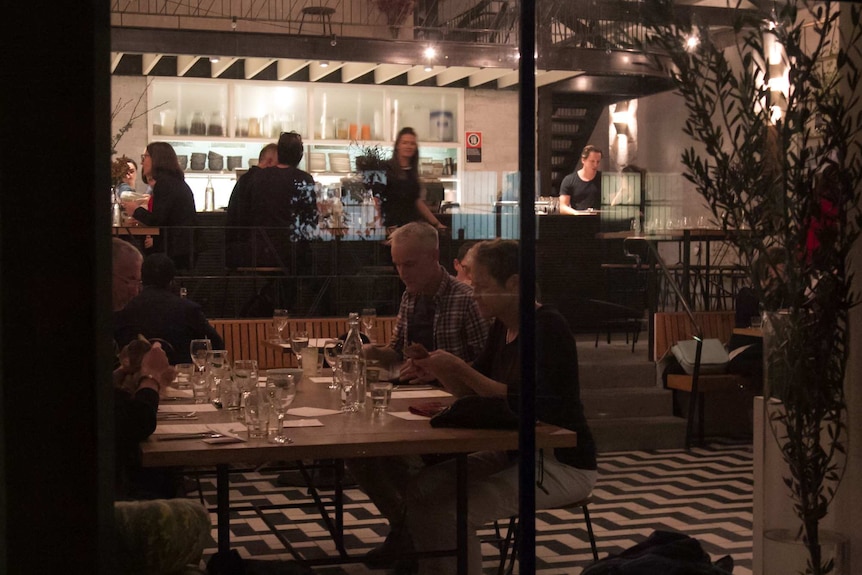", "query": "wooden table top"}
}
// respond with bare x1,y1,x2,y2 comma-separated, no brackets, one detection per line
112,225,159,236
141,378,578,468
732,327,763,338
